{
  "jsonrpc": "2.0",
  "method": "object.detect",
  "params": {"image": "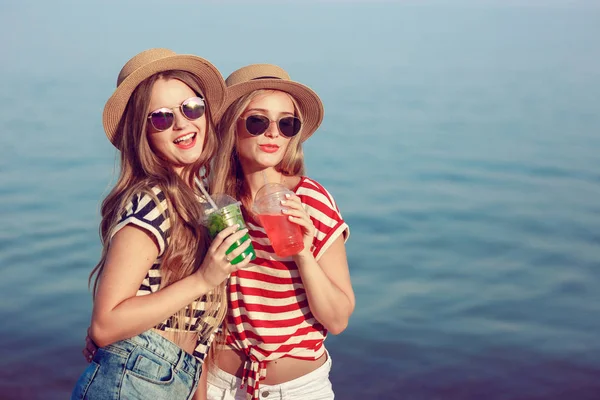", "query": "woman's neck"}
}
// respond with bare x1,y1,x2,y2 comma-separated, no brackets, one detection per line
175,167,192,188
243,167,282,199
